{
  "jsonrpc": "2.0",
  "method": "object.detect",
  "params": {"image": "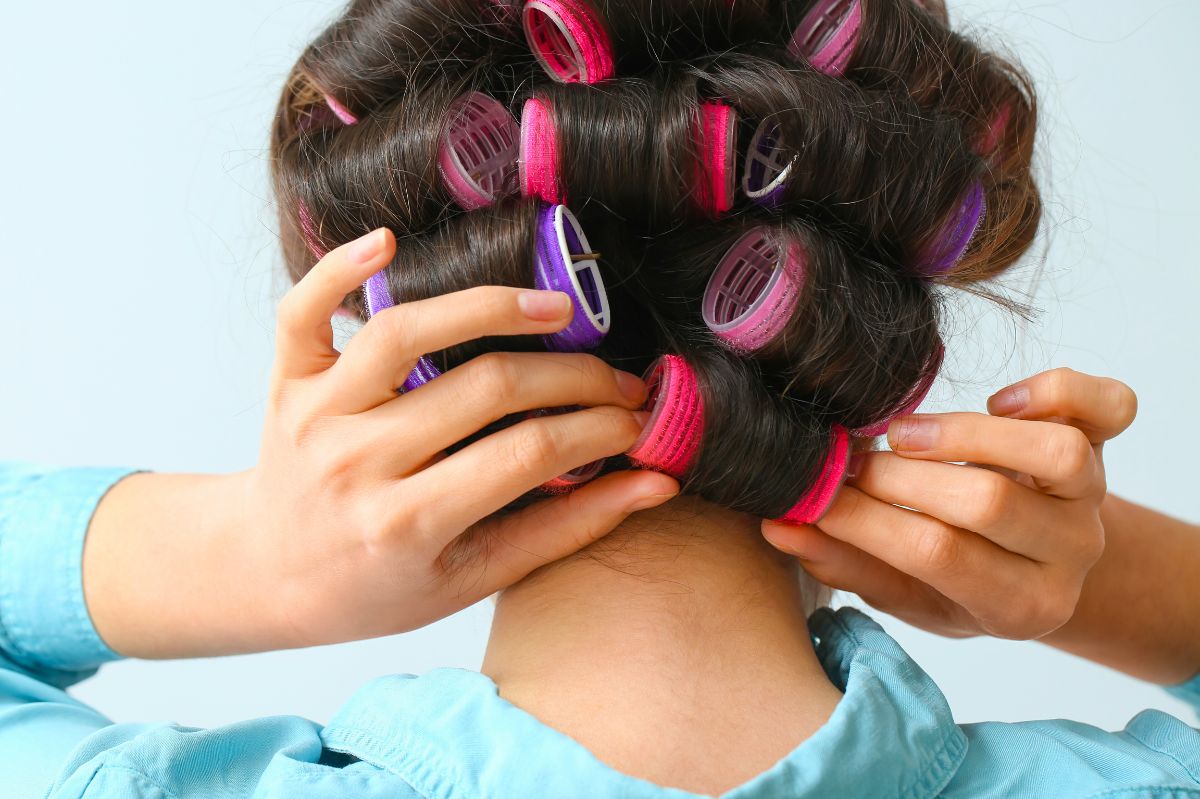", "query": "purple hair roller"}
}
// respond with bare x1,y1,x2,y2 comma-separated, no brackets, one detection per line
916,182,986,275
742,119,795,207
535,203,611,352
362,270,444,393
